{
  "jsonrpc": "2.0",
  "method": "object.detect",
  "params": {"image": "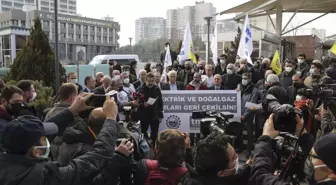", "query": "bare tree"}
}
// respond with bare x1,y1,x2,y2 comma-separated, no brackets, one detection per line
286,16,303,36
